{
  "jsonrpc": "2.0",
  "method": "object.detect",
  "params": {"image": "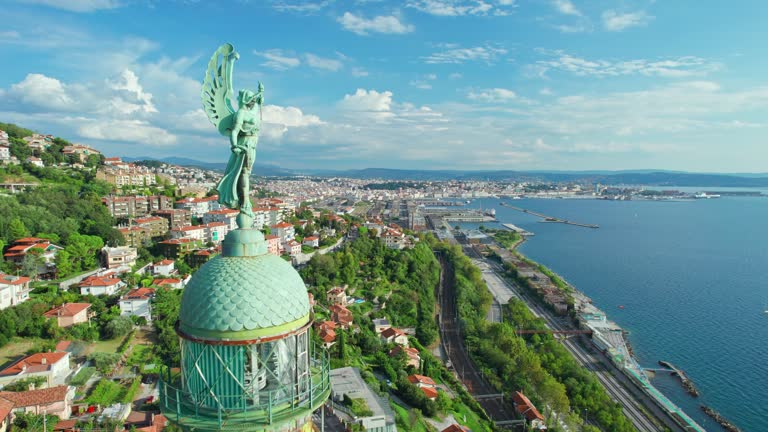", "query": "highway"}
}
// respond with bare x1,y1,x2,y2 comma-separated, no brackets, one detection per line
460,245,676,432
